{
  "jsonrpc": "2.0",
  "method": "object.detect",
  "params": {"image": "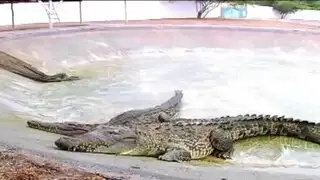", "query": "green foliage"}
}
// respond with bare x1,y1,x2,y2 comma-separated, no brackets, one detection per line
304,0,320,10
232,0,320,10
272,1,299,19
196,0,320,19
236,0,276,6
254,0,277,6
231,0,320,19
